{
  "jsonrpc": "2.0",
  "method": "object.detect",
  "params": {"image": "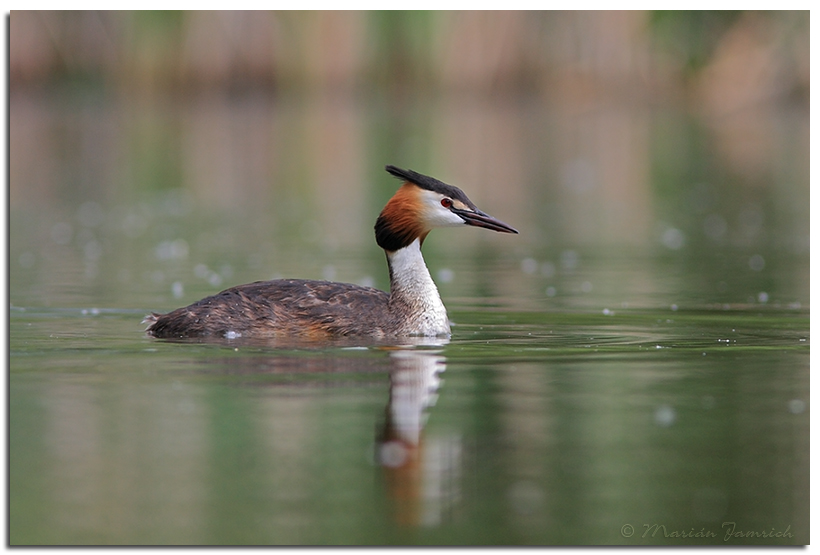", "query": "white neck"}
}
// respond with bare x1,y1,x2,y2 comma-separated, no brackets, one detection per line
386,238,451,336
